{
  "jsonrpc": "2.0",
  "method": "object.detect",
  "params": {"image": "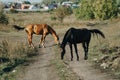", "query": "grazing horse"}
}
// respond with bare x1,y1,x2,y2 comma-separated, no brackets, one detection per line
13,24,60,48
60,28,105,61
